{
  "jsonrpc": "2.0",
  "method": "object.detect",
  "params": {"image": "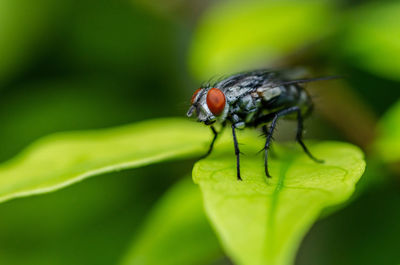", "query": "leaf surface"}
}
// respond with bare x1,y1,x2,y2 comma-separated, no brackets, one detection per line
120,177,222,265
193,136,365,265
0,118,210,203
